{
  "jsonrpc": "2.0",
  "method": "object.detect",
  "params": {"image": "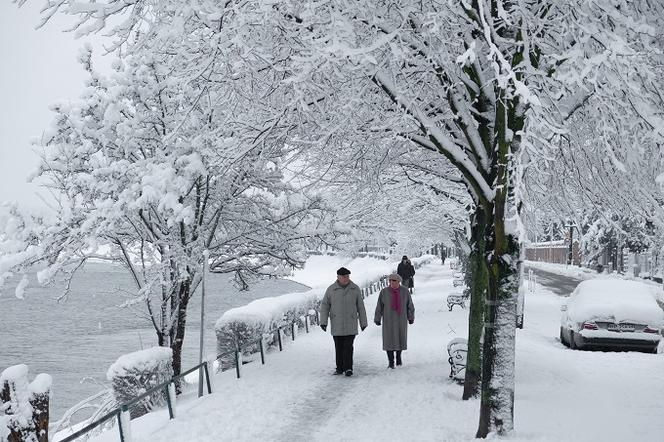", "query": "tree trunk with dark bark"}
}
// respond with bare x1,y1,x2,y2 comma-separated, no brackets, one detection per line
170,279,192,393
463,206,488,399
476,229,519,437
